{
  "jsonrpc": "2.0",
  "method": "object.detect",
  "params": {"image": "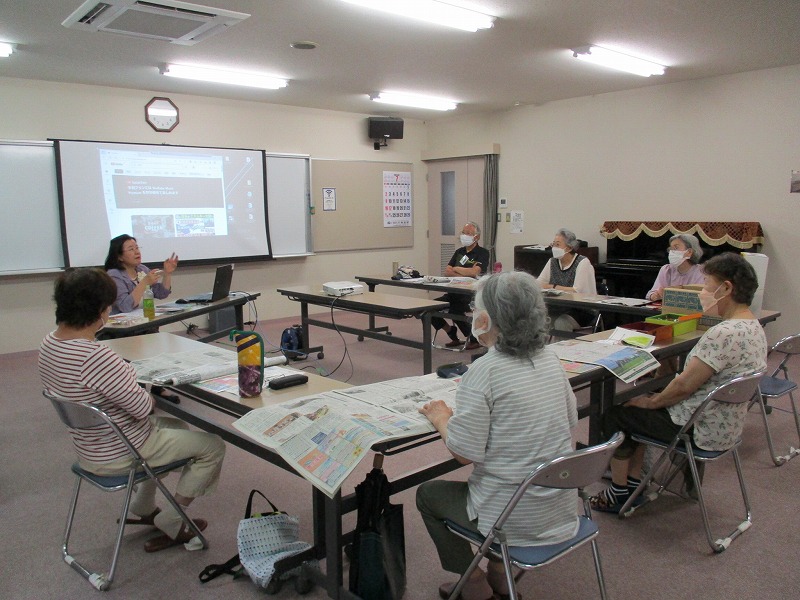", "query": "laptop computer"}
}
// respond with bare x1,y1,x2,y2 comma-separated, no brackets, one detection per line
179,264,234,303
